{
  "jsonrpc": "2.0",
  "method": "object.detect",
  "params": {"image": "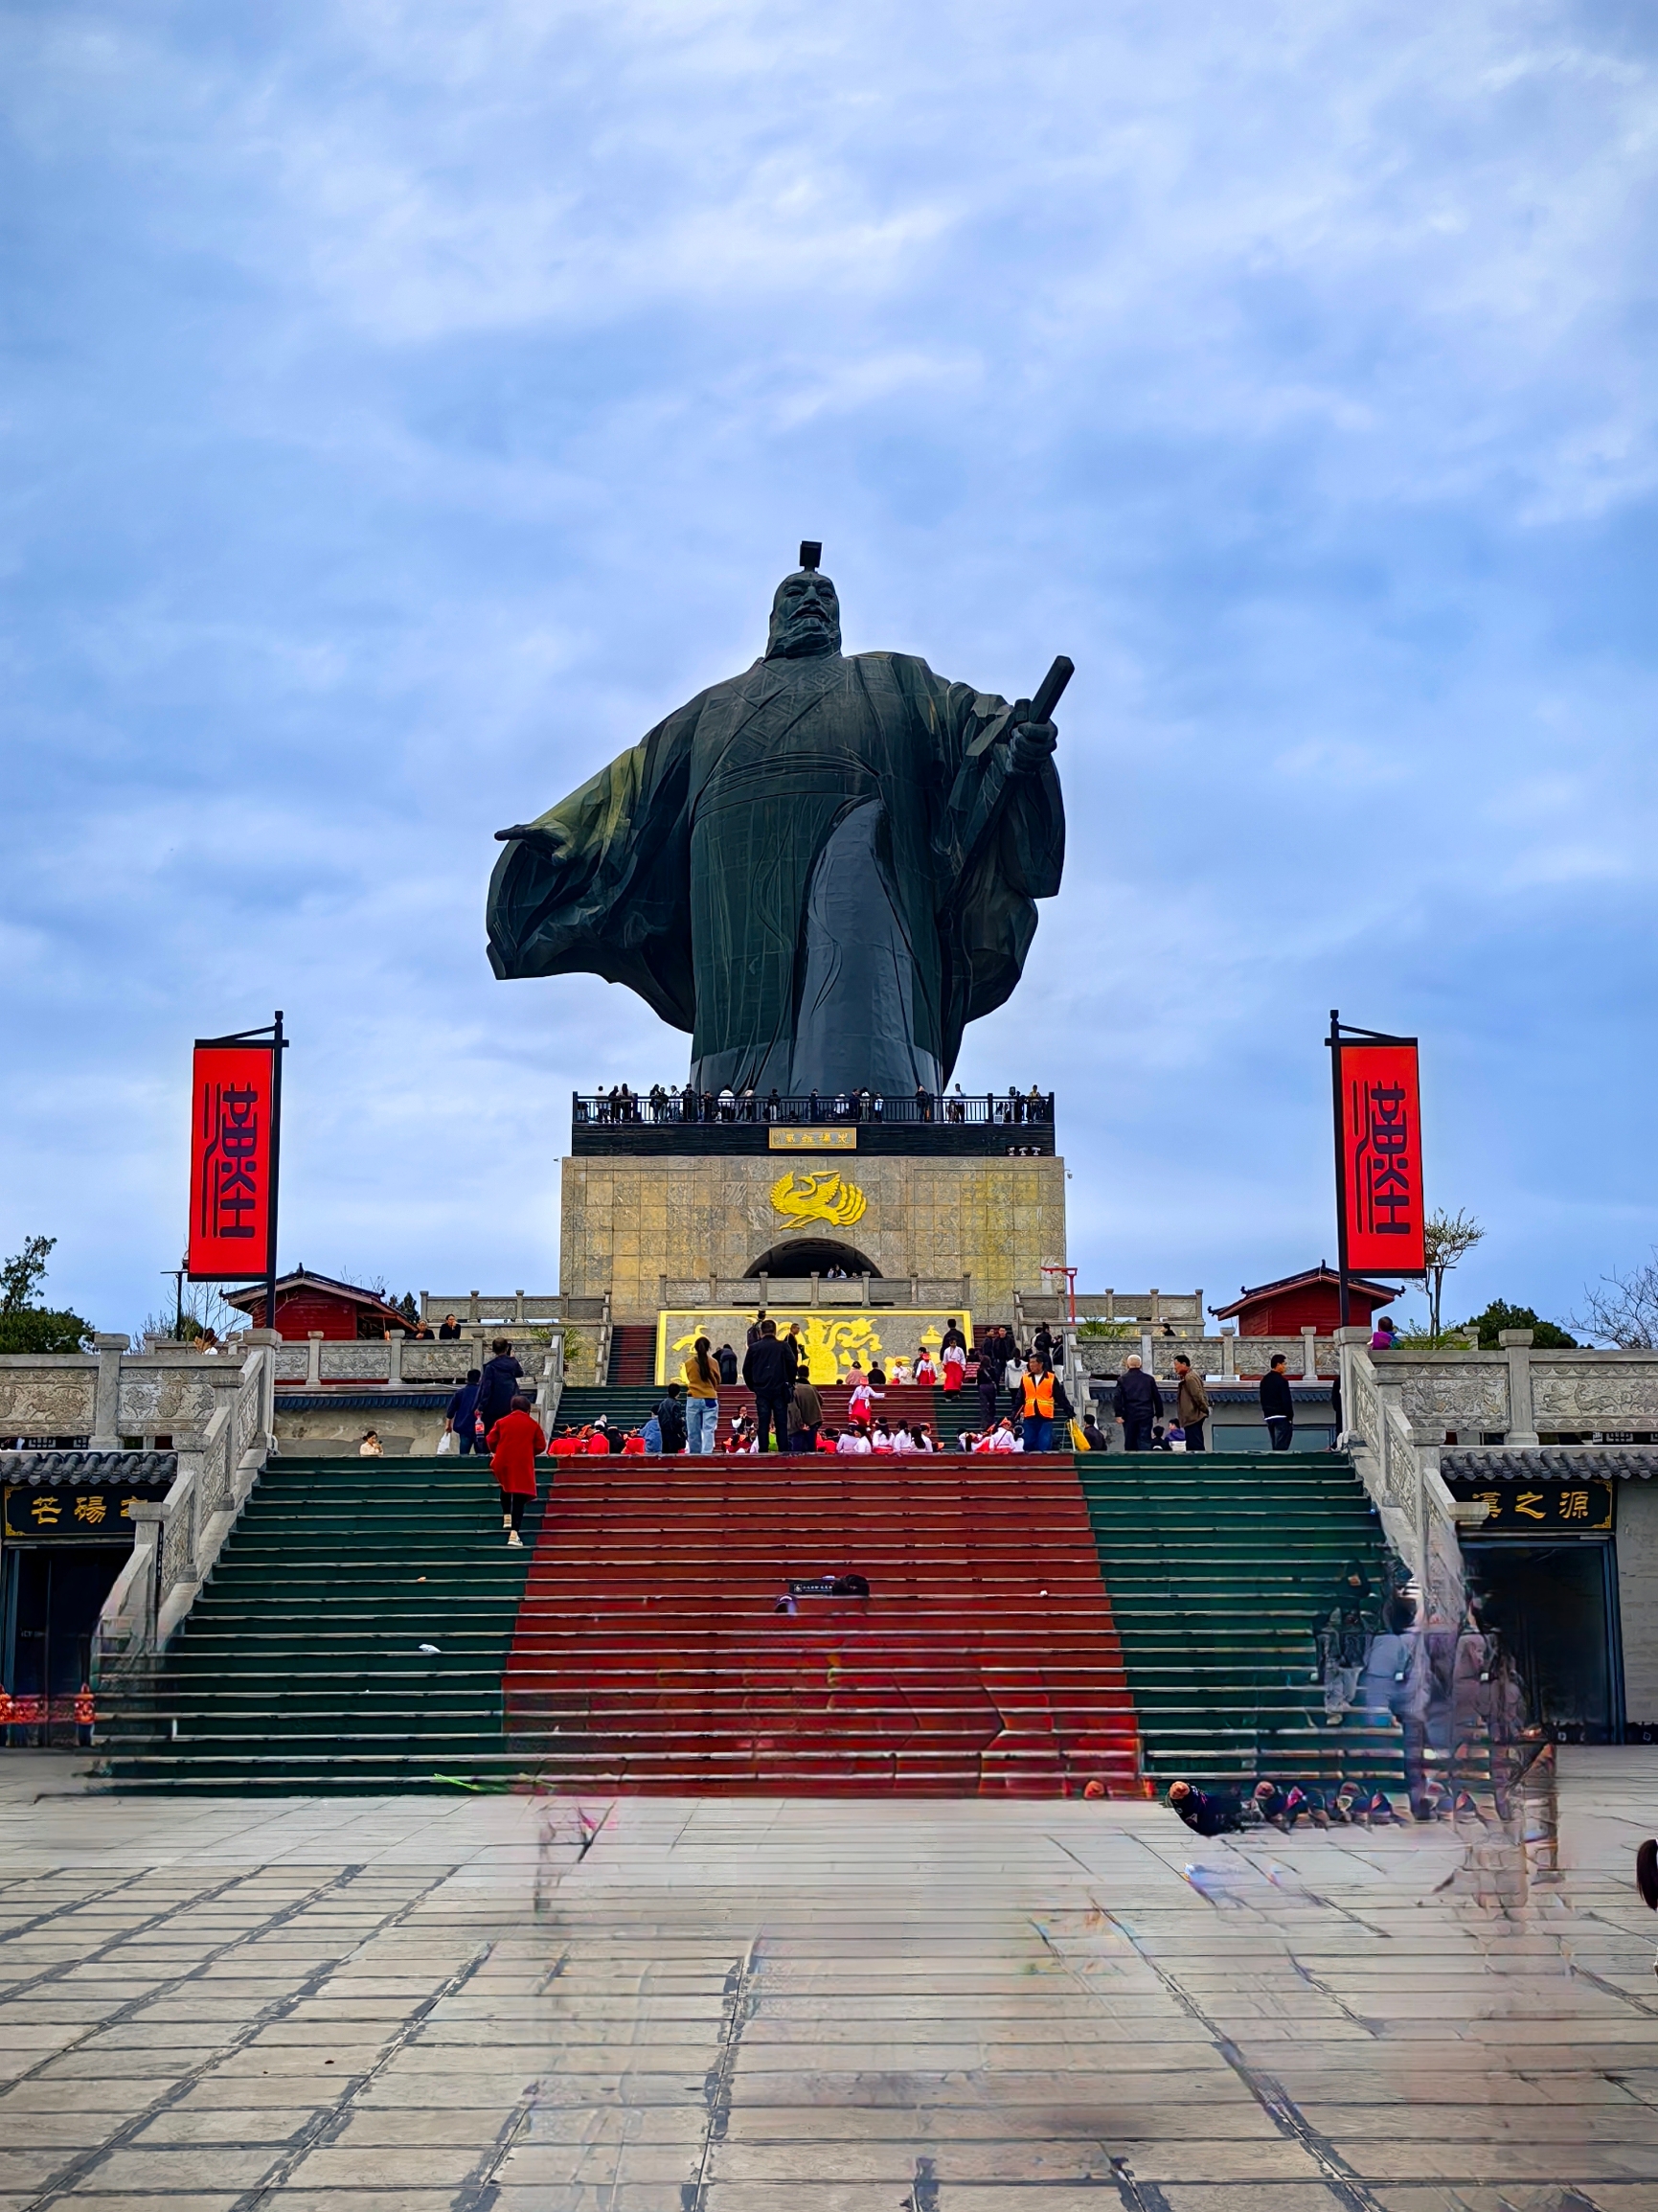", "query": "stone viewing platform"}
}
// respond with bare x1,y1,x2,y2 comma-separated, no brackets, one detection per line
571,1088,1056,1155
